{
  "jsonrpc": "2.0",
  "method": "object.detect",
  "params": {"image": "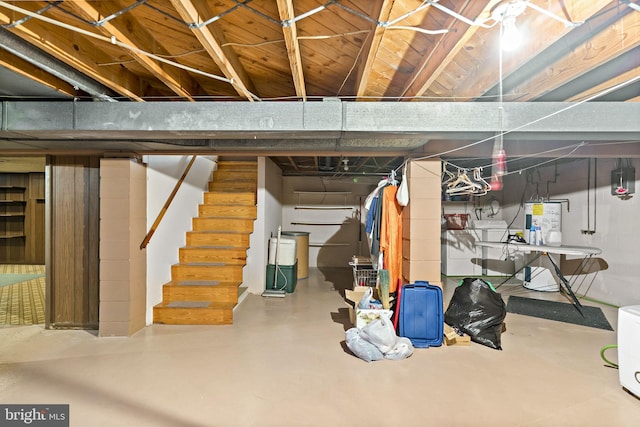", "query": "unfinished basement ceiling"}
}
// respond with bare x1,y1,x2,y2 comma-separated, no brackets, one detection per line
0,1,639,175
